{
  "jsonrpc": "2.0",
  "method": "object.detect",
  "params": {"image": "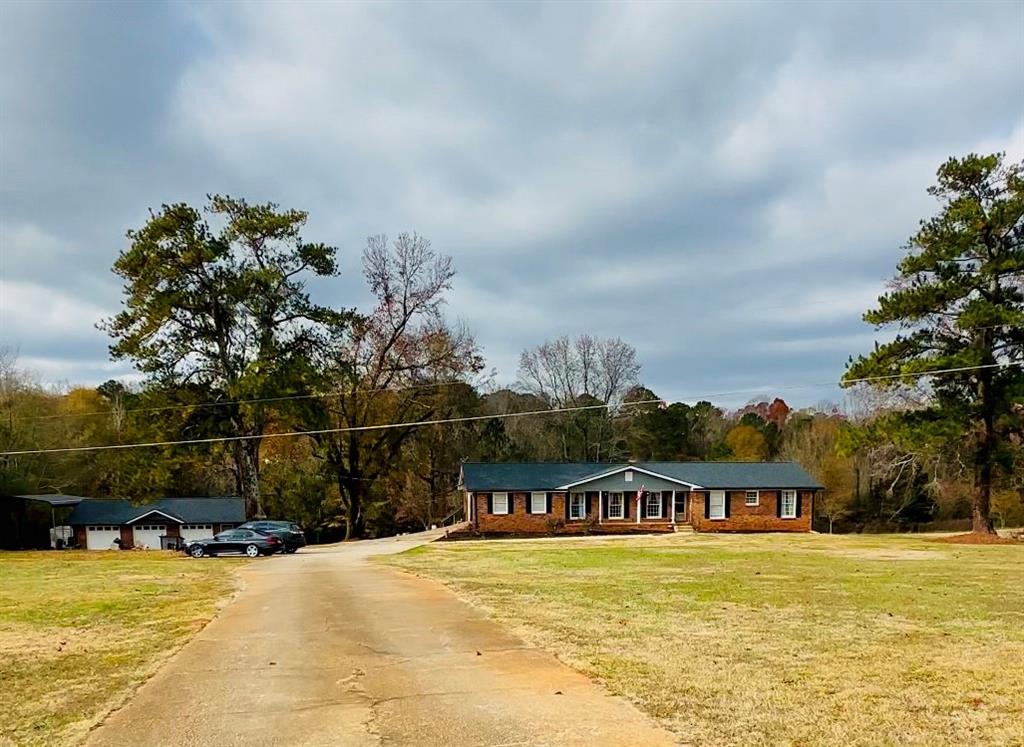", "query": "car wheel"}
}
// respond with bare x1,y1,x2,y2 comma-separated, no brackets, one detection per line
244,544,260,558
285,547,297,554
189,545,205,558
